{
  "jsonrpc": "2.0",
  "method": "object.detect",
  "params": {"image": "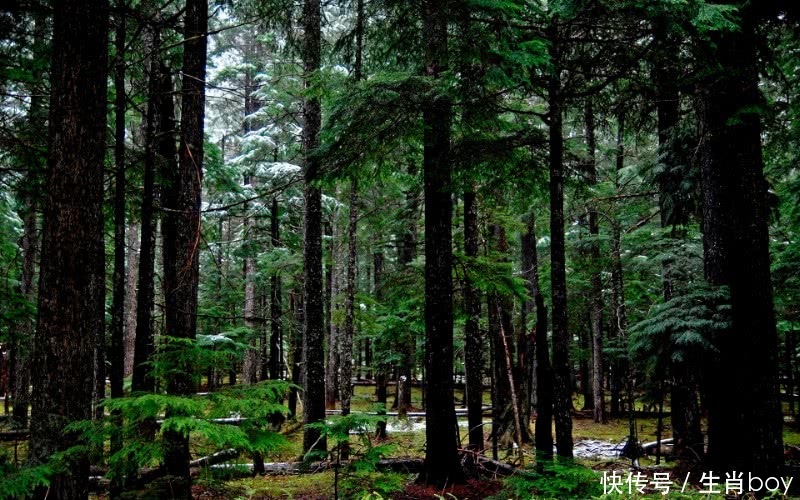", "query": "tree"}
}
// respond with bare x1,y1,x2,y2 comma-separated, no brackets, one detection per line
28,0,109,498
301,0,327,455
697,1,783,475
160,0,207,493
418,0,465,486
